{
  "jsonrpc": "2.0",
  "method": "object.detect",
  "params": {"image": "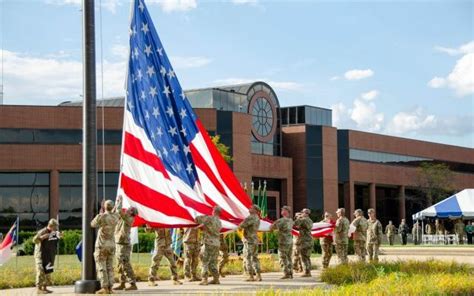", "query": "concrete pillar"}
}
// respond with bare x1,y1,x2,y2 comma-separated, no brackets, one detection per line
343,181,355,215
49,170,59,219
398,185,406,221
369,183,376,210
